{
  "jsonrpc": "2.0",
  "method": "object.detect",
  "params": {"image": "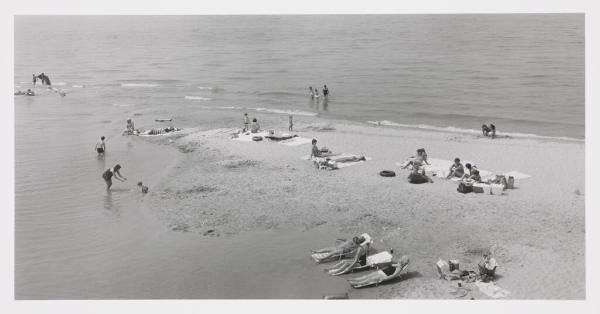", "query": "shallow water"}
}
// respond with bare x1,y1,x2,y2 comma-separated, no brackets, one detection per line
14,14,584,299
